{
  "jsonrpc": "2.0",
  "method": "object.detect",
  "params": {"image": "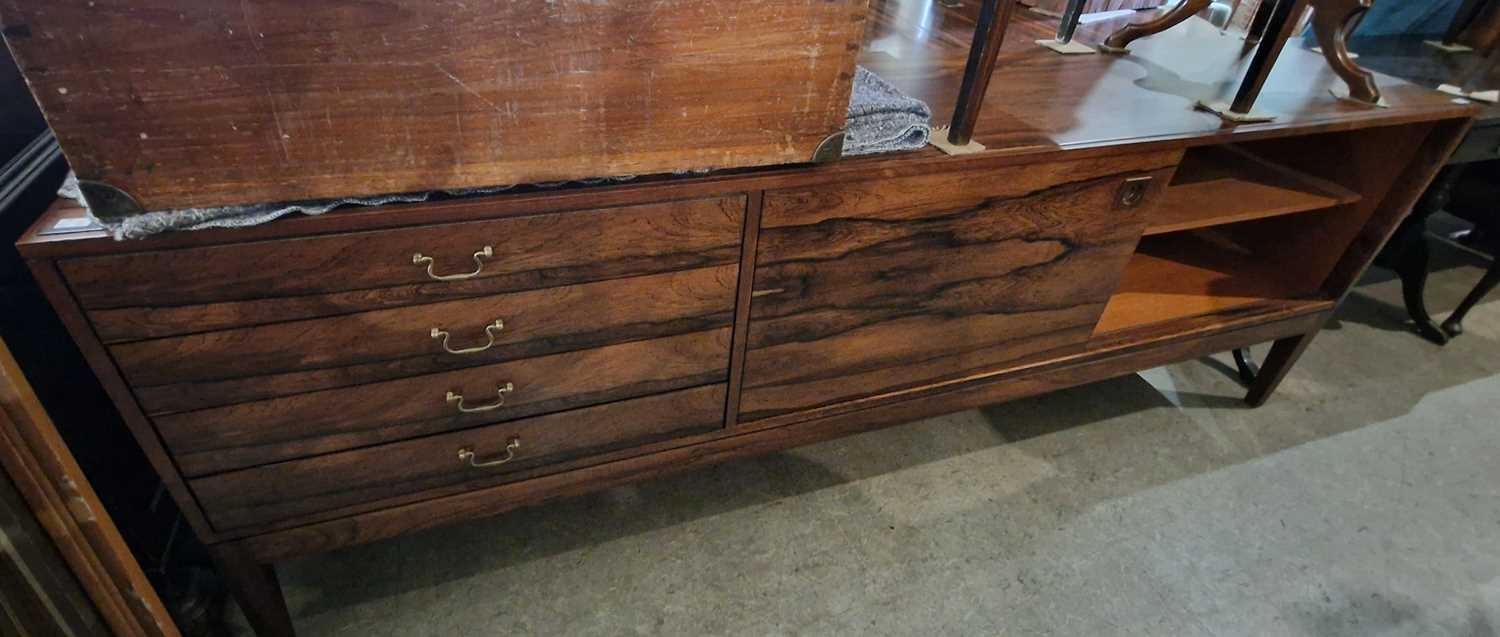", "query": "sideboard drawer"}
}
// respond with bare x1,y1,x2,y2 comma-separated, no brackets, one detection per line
157,328,732,477
117,264,738,412
189,383,728,532
738,152,1178,420
65,195,744,340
